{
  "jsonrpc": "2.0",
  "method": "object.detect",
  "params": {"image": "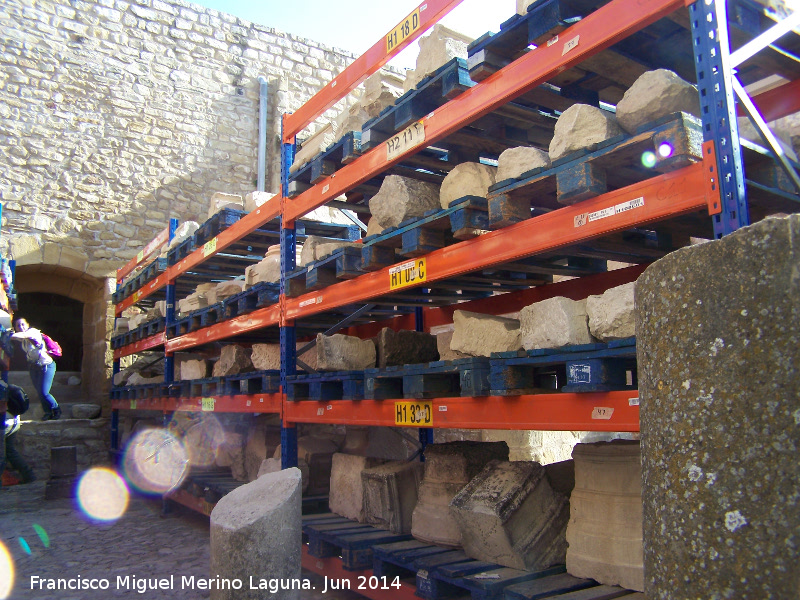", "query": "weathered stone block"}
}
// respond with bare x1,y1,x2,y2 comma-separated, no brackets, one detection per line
375,327,439,368
212,345,252,377
316,333,376,372
298,435,339,496
519,296,593,350
329,453,386,522
549,104,622,162
615,69,700,134
586,282,636,341
450,310,522,357
369,175,441,229
450,460,570,570
497,146,551,182
208,192,243,219
405,24,473,91
439,162,497,209
210,468,302,600
436,330,469,361
245,191,276,213
362,460,424,533
566,441,643,592
636,214,800,599
179,358,209,381
70,404,101,419
411,441,509,547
